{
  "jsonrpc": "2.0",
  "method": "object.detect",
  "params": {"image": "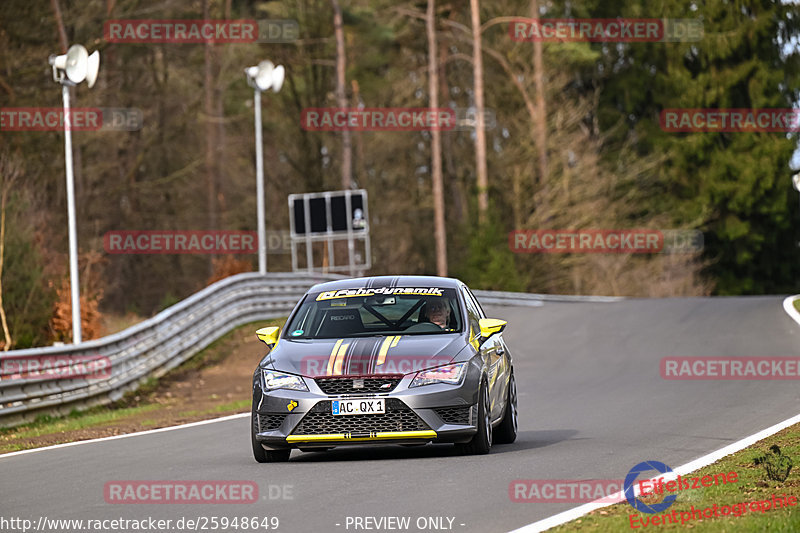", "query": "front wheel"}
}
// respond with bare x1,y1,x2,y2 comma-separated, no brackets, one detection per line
455,379,492,455
493,372,517,444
